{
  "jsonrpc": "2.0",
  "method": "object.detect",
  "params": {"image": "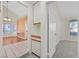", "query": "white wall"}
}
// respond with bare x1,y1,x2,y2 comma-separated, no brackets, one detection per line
27,4,33,53
31,23,41,36
48,1,64,47
3,6,18,37
48,2,63,57
48,2,79,57
40,2,48,58
0,2,4,46
3,1,28,17
61,17,78,42
0,2,7,57
54,2,79,42
51,3,78,58
31,2,41,36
